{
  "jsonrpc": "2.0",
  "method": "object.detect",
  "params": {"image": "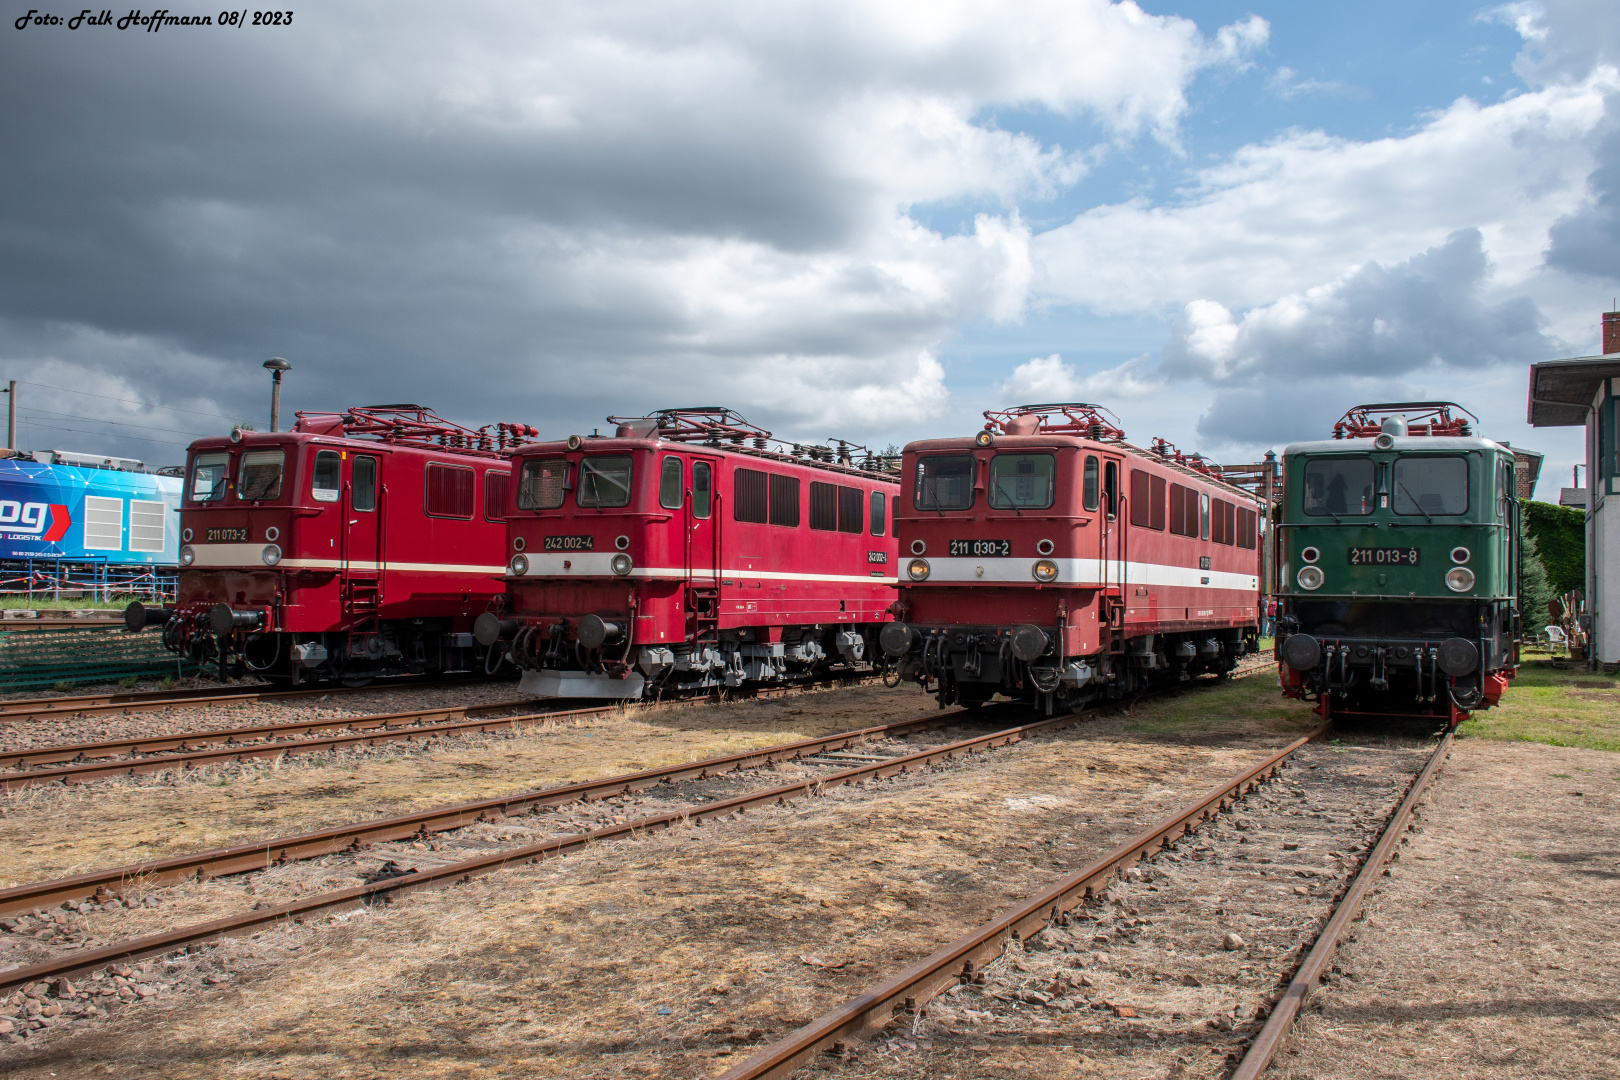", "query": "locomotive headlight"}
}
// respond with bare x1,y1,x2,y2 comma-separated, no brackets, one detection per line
510,553,529,576
178,545,195,567
1032,559,1059,583
1297,565,1325,591
974,429,994,447
260,544,282,567
1450,546,1471,564
906,557,931,582
1445,566,1475,593
610,552,634,576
